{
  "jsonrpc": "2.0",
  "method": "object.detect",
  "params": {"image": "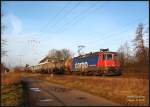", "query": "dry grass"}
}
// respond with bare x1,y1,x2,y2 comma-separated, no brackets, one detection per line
37,75,149,106
1,72,22,85
1,71,24,106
